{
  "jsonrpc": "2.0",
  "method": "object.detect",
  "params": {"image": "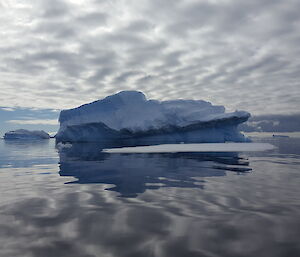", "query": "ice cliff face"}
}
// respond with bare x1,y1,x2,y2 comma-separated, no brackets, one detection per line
4,129,50,140
56,91,250,143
